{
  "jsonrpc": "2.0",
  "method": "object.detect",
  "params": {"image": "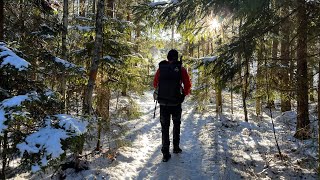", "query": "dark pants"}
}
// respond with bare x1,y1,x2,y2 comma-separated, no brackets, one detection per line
160,104,182,155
